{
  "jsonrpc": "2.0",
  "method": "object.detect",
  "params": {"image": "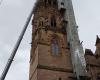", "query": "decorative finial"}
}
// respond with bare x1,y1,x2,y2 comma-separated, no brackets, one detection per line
95,35,100,45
